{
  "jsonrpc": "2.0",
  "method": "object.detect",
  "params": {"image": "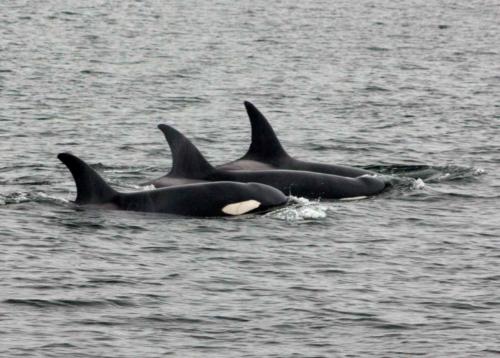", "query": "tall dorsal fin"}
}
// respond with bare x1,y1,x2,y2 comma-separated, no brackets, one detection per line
242,101,289,162
58,153,118,205
157,124,214,179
